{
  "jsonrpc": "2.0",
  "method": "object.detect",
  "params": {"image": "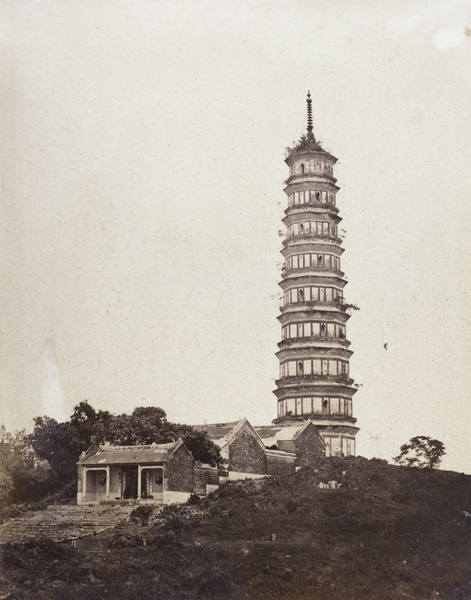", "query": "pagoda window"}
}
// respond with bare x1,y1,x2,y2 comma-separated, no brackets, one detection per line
329,360,338,375
322,360,328,374
317,255,323,266
297,361,304,376
339,325,346,339
300,163,305,174
322,399,329,414
300,191,305,203
313,397,322,413
286,398,295,415
320,323,326,338
288,361,296,376
304,360,312,375
296,398,302,415
326,288,333,302
313,360,321,375
298,289,304,302
297,324,303,337
312,322,320,336
322,222,329,235
315,191,320,201
319,288,326,301
304,322,312,337
331,398,340,414
292,255,298,269
302,398,309,414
